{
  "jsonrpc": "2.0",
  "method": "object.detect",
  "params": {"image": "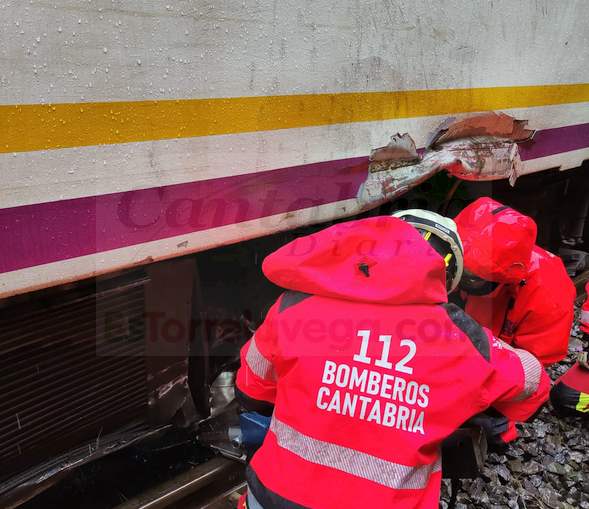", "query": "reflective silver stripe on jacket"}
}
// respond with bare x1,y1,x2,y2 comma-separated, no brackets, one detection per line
513,348,543,400
245,335,275,381
270,417,440,490
498,340,542,400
